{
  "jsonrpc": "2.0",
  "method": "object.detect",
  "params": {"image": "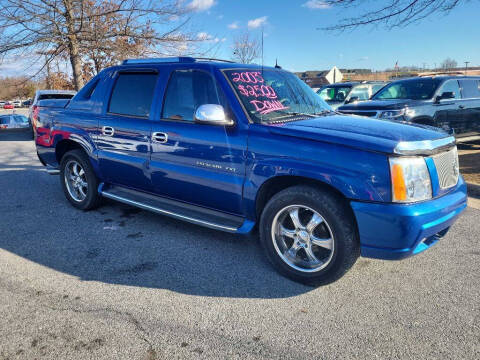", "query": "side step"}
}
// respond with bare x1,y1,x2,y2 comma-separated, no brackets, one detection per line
99,184,254,233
